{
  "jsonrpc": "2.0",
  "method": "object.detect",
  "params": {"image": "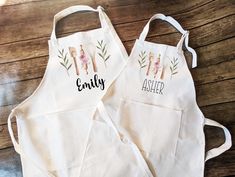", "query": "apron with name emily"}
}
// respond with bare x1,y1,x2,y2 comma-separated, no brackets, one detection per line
8,5,153,177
